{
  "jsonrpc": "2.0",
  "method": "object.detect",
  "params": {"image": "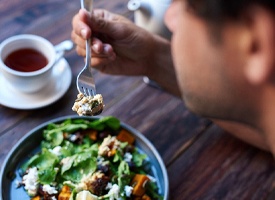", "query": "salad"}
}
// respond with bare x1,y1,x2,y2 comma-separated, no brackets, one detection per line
72,93,104,116
17,116,163,200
